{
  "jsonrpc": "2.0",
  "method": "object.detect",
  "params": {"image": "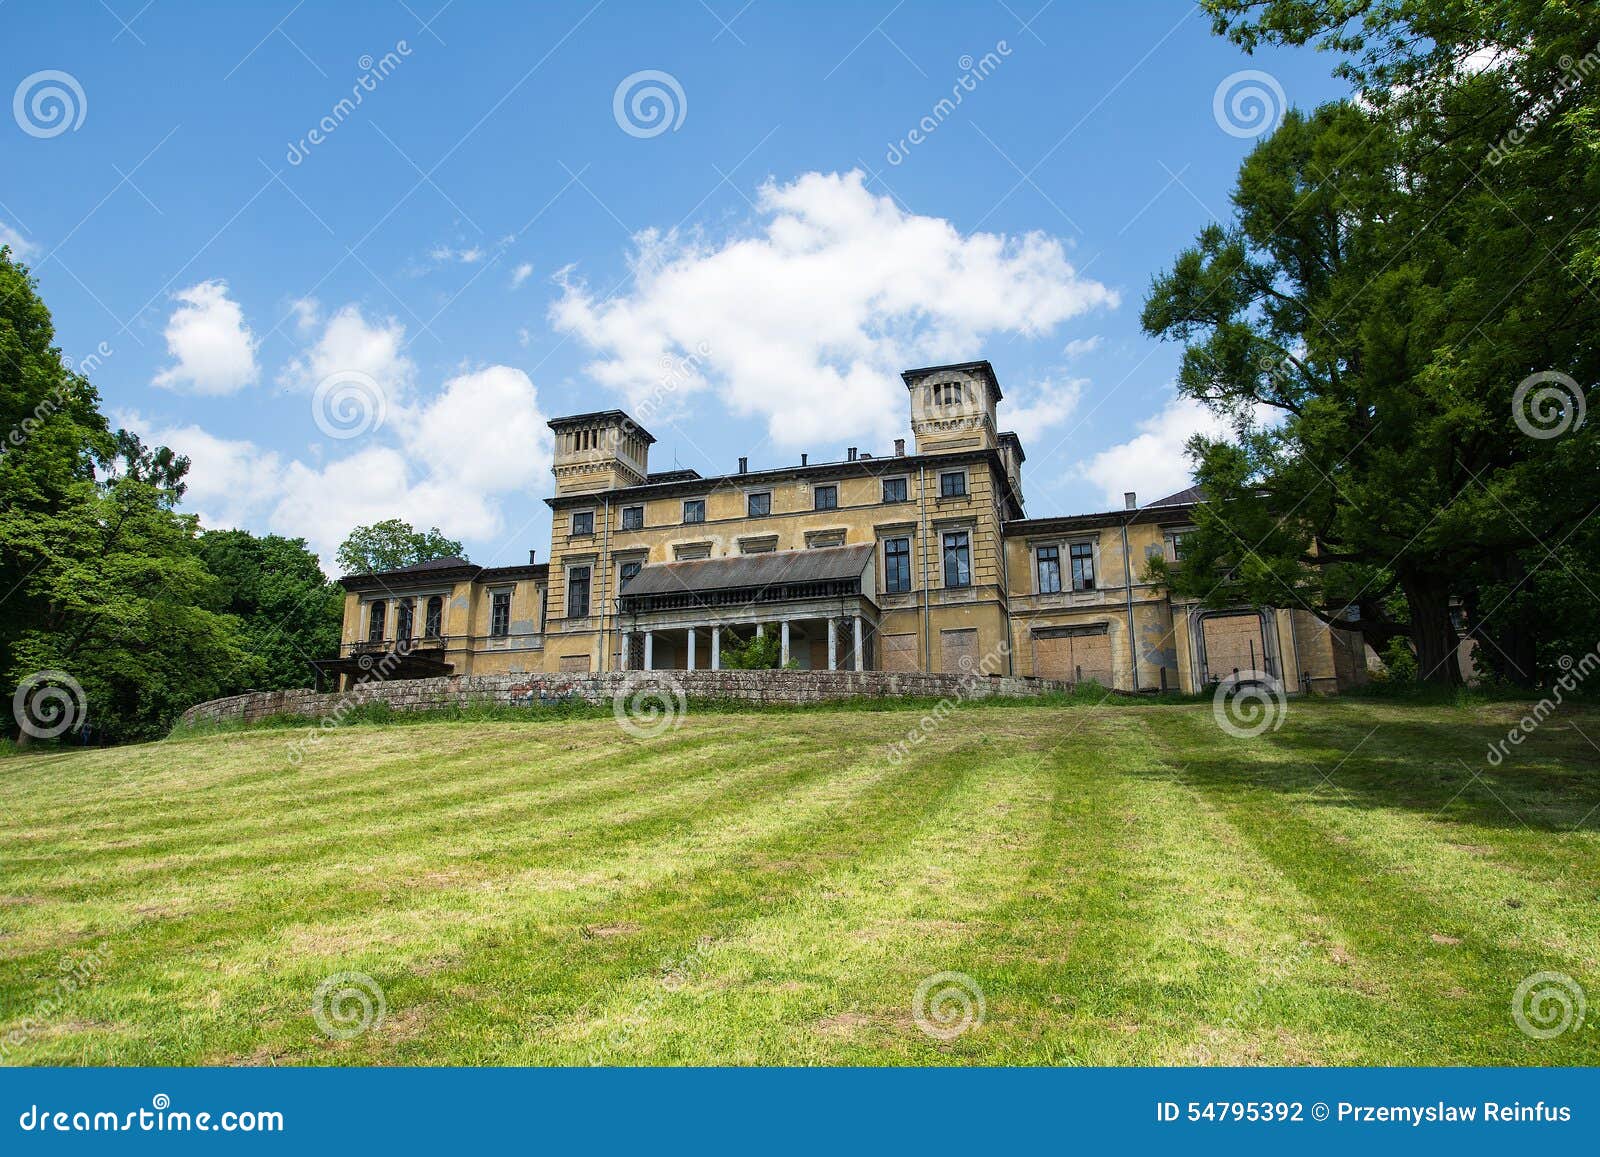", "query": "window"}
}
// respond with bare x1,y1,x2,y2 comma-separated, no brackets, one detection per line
619,560,641,587
939,471,967,498
943,531,971,588
747,491,771,517
396,598,414,640
620,505,644,531
881,477,908,503
814,484,837,511
884,537,912,594
490,591,511,637
1070,541,1096,591
683,499,705,524
567,567,591,619
425,596,443,638
1036,546,1062,594
1168,532,1190,563
367,601,386,642
935,381,967,407
571,510,594,536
